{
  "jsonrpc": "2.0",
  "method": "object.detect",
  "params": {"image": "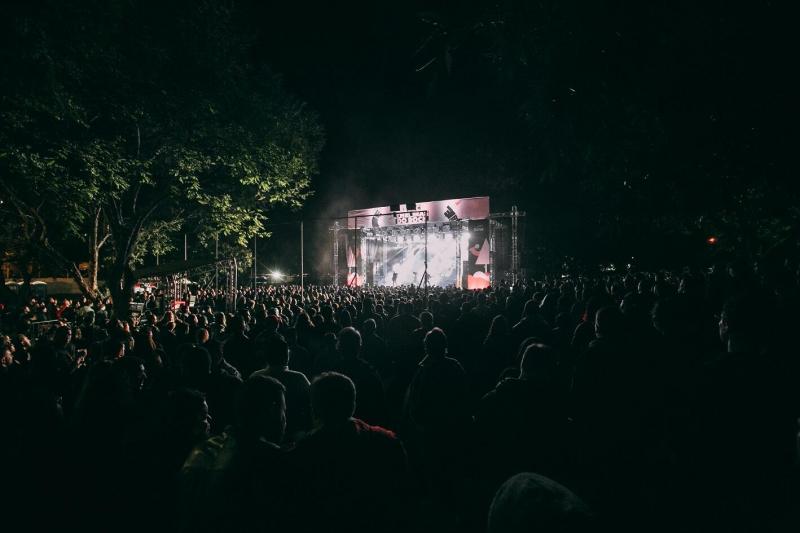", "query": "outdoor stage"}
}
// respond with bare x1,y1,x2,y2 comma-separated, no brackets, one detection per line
331,197,524,289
